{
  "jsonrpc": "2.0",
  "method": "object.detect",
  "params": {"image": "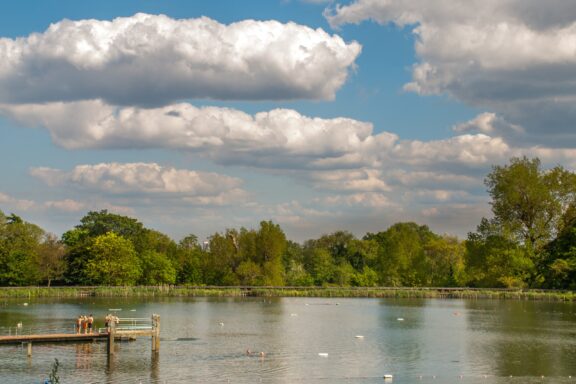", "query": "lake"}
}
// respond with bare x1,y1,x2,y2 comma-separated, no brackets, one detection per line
0,296,574,383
